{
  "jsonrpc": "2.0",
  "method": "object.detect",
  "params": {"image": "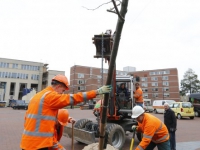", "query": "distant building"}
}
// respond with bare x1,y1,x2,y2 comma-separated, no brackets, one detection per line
123,66,136,72
70,65,180,101
0,57,65,105
128,68,180,101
